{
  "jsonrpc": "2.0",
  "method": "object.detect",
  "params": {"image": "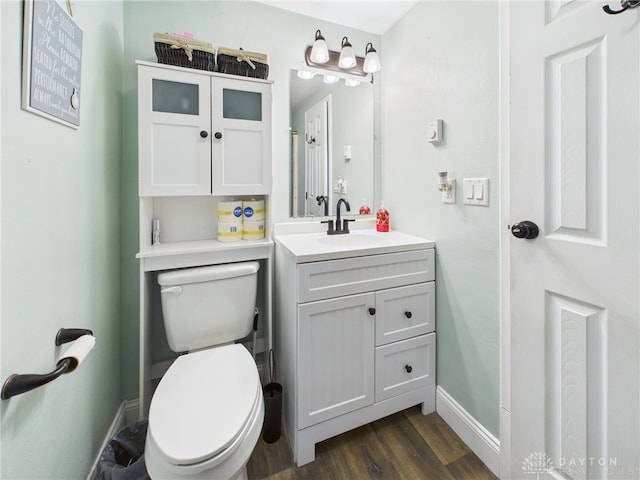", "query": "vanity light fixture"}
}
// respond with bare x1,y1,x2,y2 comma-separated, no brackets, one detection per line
363,43,381,73
338,36,357,68
304,30,381,78
310,30,330,63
